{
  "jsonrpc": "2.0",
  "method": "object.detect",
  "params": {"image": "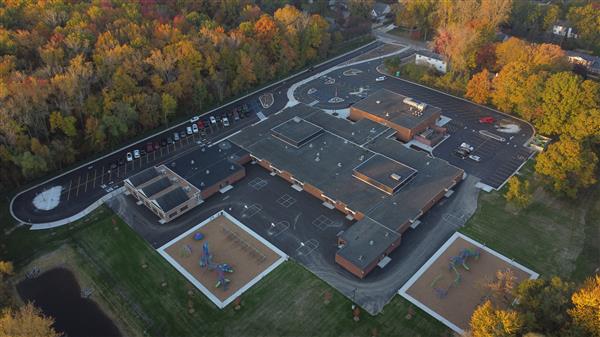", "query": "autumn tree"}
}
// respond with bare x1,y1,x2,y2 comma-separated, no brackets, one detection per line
569,275,600,337
470,300,523,337
396,0,438,40
0,260,14,309
505,176,532,208
466,69,492,104
348,0,374,20
0,303,60,337
567,4,600,53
